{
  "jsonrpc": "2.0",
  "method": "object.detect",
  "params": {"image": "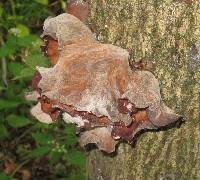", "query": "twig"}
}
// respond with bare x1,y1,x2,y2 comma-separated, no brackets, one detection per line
11,159,30,177
1,57,8,86
14,126,34,145
8,0,16,16
0,36,8,86
49,0,60,7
